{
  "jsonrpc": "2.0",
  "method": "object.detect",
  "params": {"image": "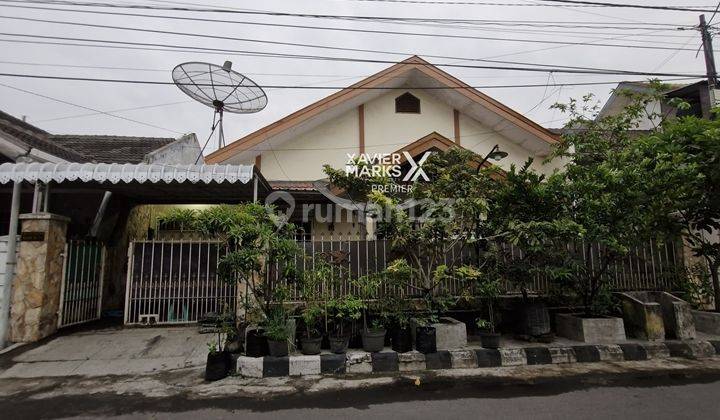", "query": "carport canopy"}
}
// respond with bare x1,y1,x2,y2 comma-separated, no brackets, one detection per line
0,162,271,203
